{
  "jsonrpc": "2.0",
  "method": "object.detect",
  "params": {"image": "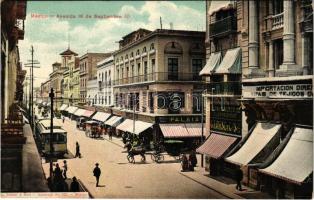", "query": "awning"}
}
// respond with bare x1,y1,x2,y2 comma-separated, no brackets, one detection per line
226,122,281,166
67,106,78,114
260,127,313,185
185,123,204,137
73,109,85,116
59,104,68,111
81,110,95,118
160,124,196,138
116,119,153,135
199,52,222,75
214,47,241,74
208,1,233,16
197,133,238,159
105,116,122,127
116,119,133,133
92,112,111,122
133,121,153,135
